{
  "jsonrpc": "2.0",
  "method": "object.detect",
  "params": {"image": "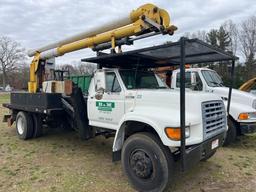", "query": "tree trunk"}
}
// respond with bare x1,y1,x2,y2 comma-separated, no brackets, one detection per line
2,68,6,88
